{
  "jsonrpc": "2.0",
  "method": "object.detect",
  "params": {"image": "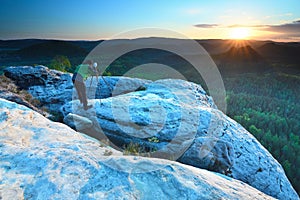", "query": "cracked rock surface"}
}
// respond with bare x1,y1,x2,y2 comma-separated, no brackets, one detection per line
0,98,276,200
61,79,299,200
